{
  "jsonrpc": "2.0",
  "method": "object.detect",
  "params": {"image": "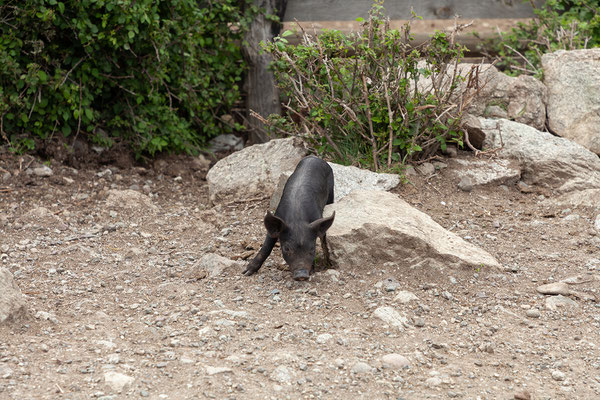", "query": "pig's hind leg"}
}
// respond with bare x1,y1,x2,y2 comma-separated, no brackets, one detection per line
243,235,277,276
